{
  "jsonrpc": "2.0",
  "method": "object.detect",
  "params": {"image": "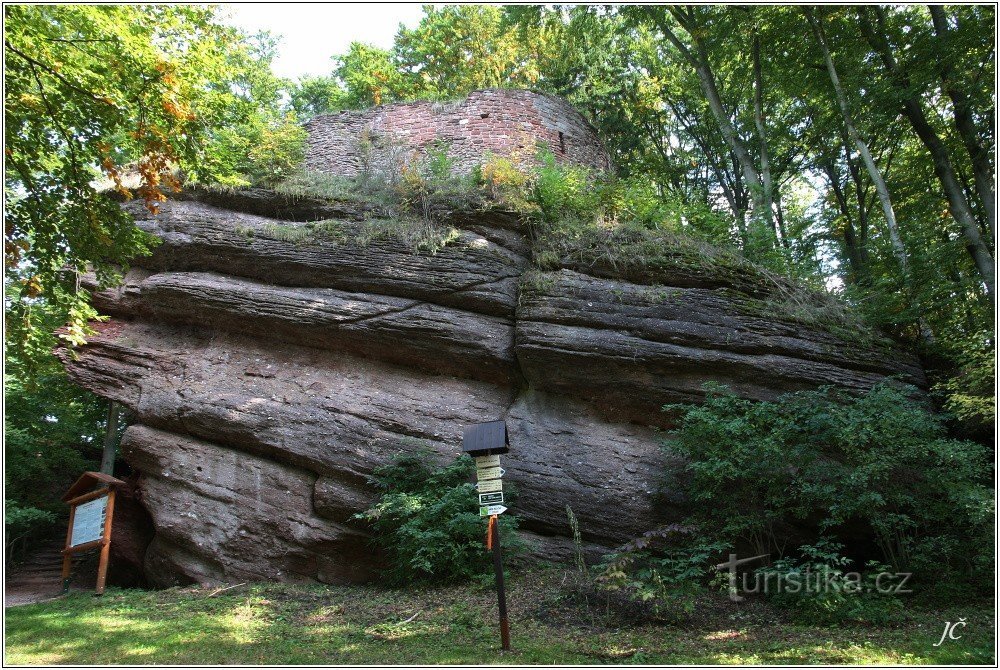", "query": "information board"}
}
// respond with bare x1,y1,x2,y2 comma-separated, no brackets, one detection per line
70,495,107,547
